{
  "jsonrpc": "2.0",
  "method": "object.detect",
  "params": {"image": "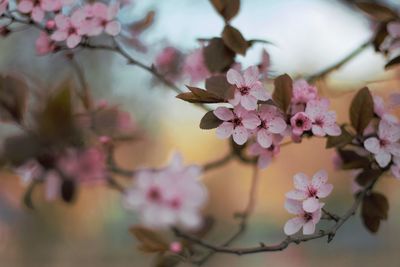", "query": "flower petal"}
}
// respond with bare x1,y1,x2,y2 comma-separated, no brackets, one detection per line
232,126,248,145
240,95,257,110
293,173,309,191
316,184,333,198
302,220,316,235
284,217,305,235
375,152,391,168
311,170,328,189
364,137,381,154
214,107,234,121
285,190,307,200
215,122,233,139
257,129,273,148
226,68,244,87
302,197,320,213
